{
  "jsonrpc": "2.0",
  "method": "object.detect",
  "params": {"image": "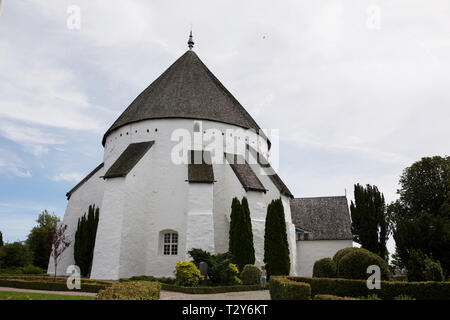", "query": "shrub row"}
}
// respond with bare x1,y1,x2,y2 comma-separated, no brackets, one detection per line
161,283,263,294
0,278,110,293
269,276,311,300
314,294,359,300
96,281,161,300
120,275,176,284
0,265,46,275
289,276,450,300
